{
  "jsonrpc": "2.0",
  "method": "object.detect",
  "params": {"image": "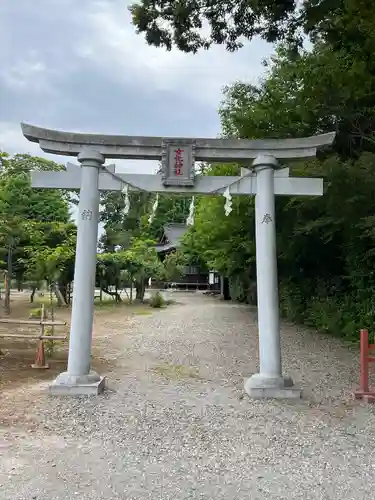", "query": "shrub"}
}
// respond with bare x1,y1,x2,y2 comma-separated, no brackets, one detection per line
149,291,165,308
29,307,47,319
